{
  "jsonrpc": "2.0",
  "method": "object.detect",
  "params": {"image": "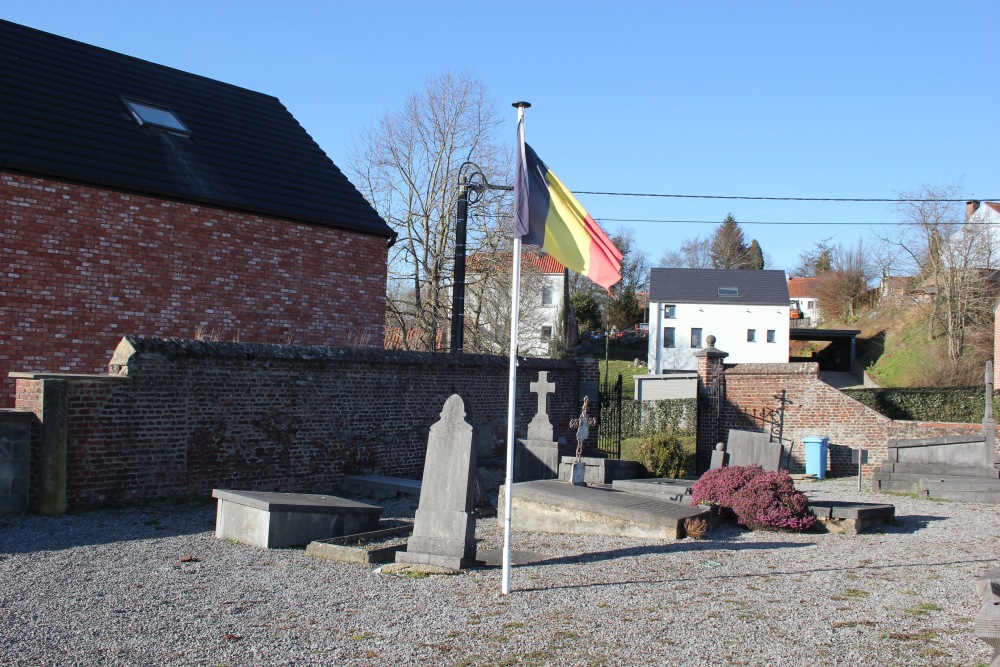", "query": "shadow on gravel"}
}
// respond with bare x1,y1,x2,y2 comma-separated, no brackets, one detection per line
519,537,814,568
516,556,998,593
0,501,216,555
879,514,947,533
